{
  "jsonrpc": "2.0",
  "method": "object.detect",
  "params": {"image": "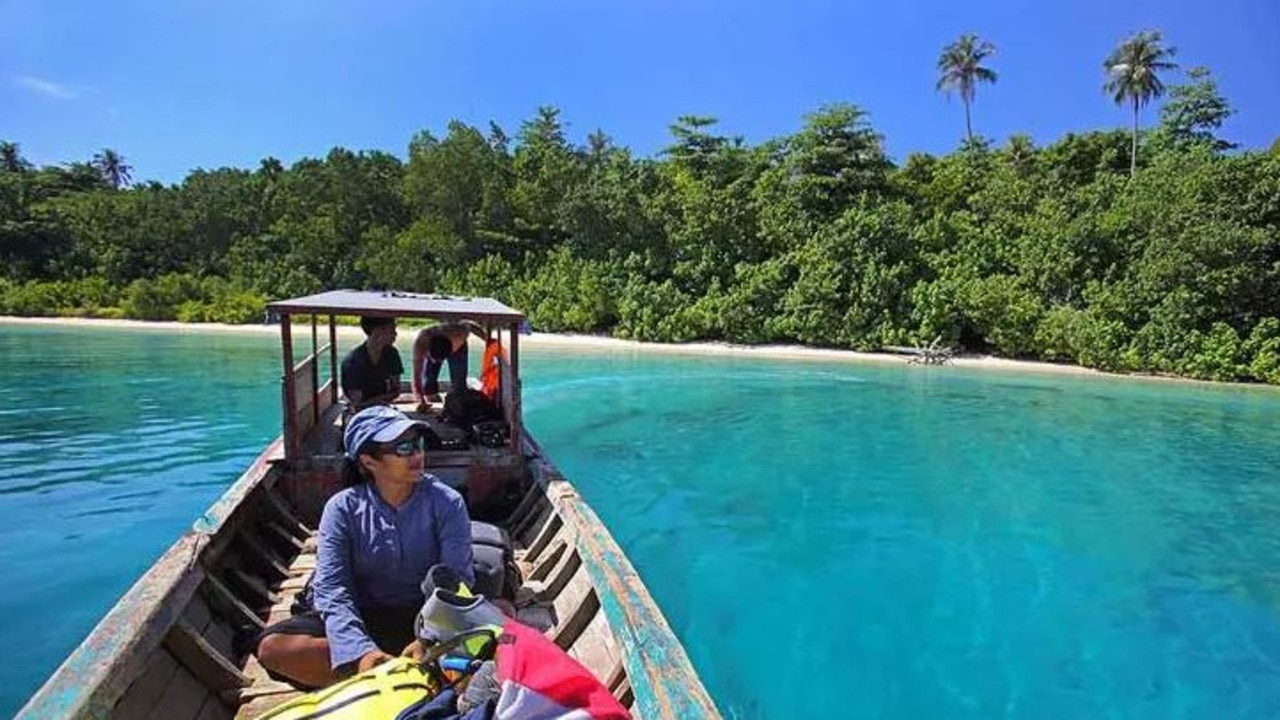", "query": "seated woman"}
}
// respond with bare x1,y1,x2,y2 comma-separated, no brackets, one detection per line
254,406,475,688
411,321,486,407
340,316,403,411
